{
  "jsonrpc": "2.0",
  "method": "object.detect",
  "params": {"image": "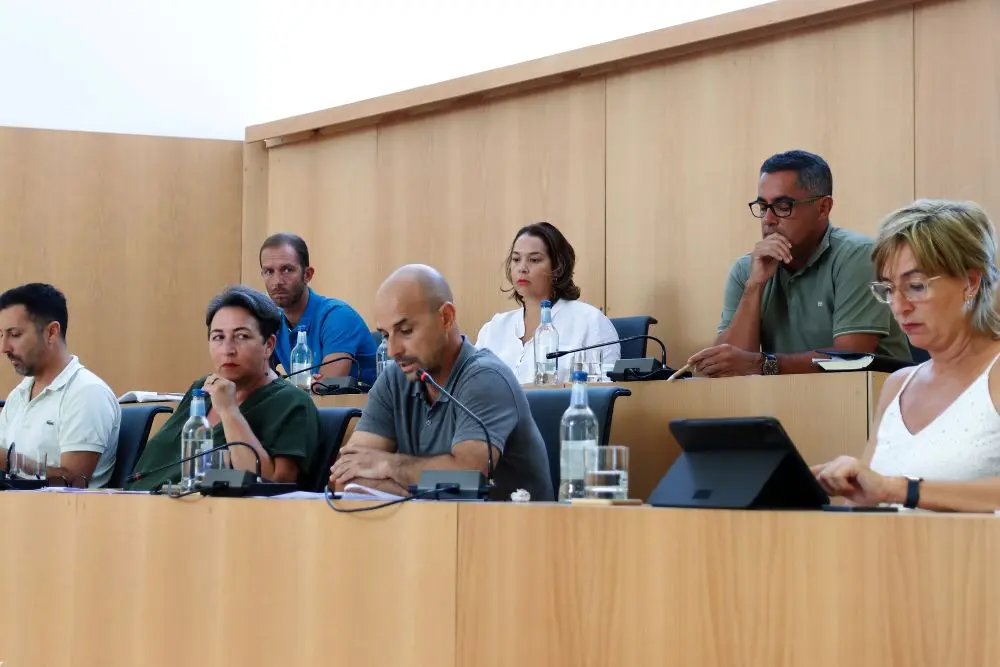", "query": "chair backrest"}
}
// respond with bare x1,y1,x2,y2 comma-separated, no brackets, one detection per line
109,404,174,488
609,316,659,358
908,338,930,363
371,330,384,349
525,386,632,495
0,399,4,408
308,406,364,491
